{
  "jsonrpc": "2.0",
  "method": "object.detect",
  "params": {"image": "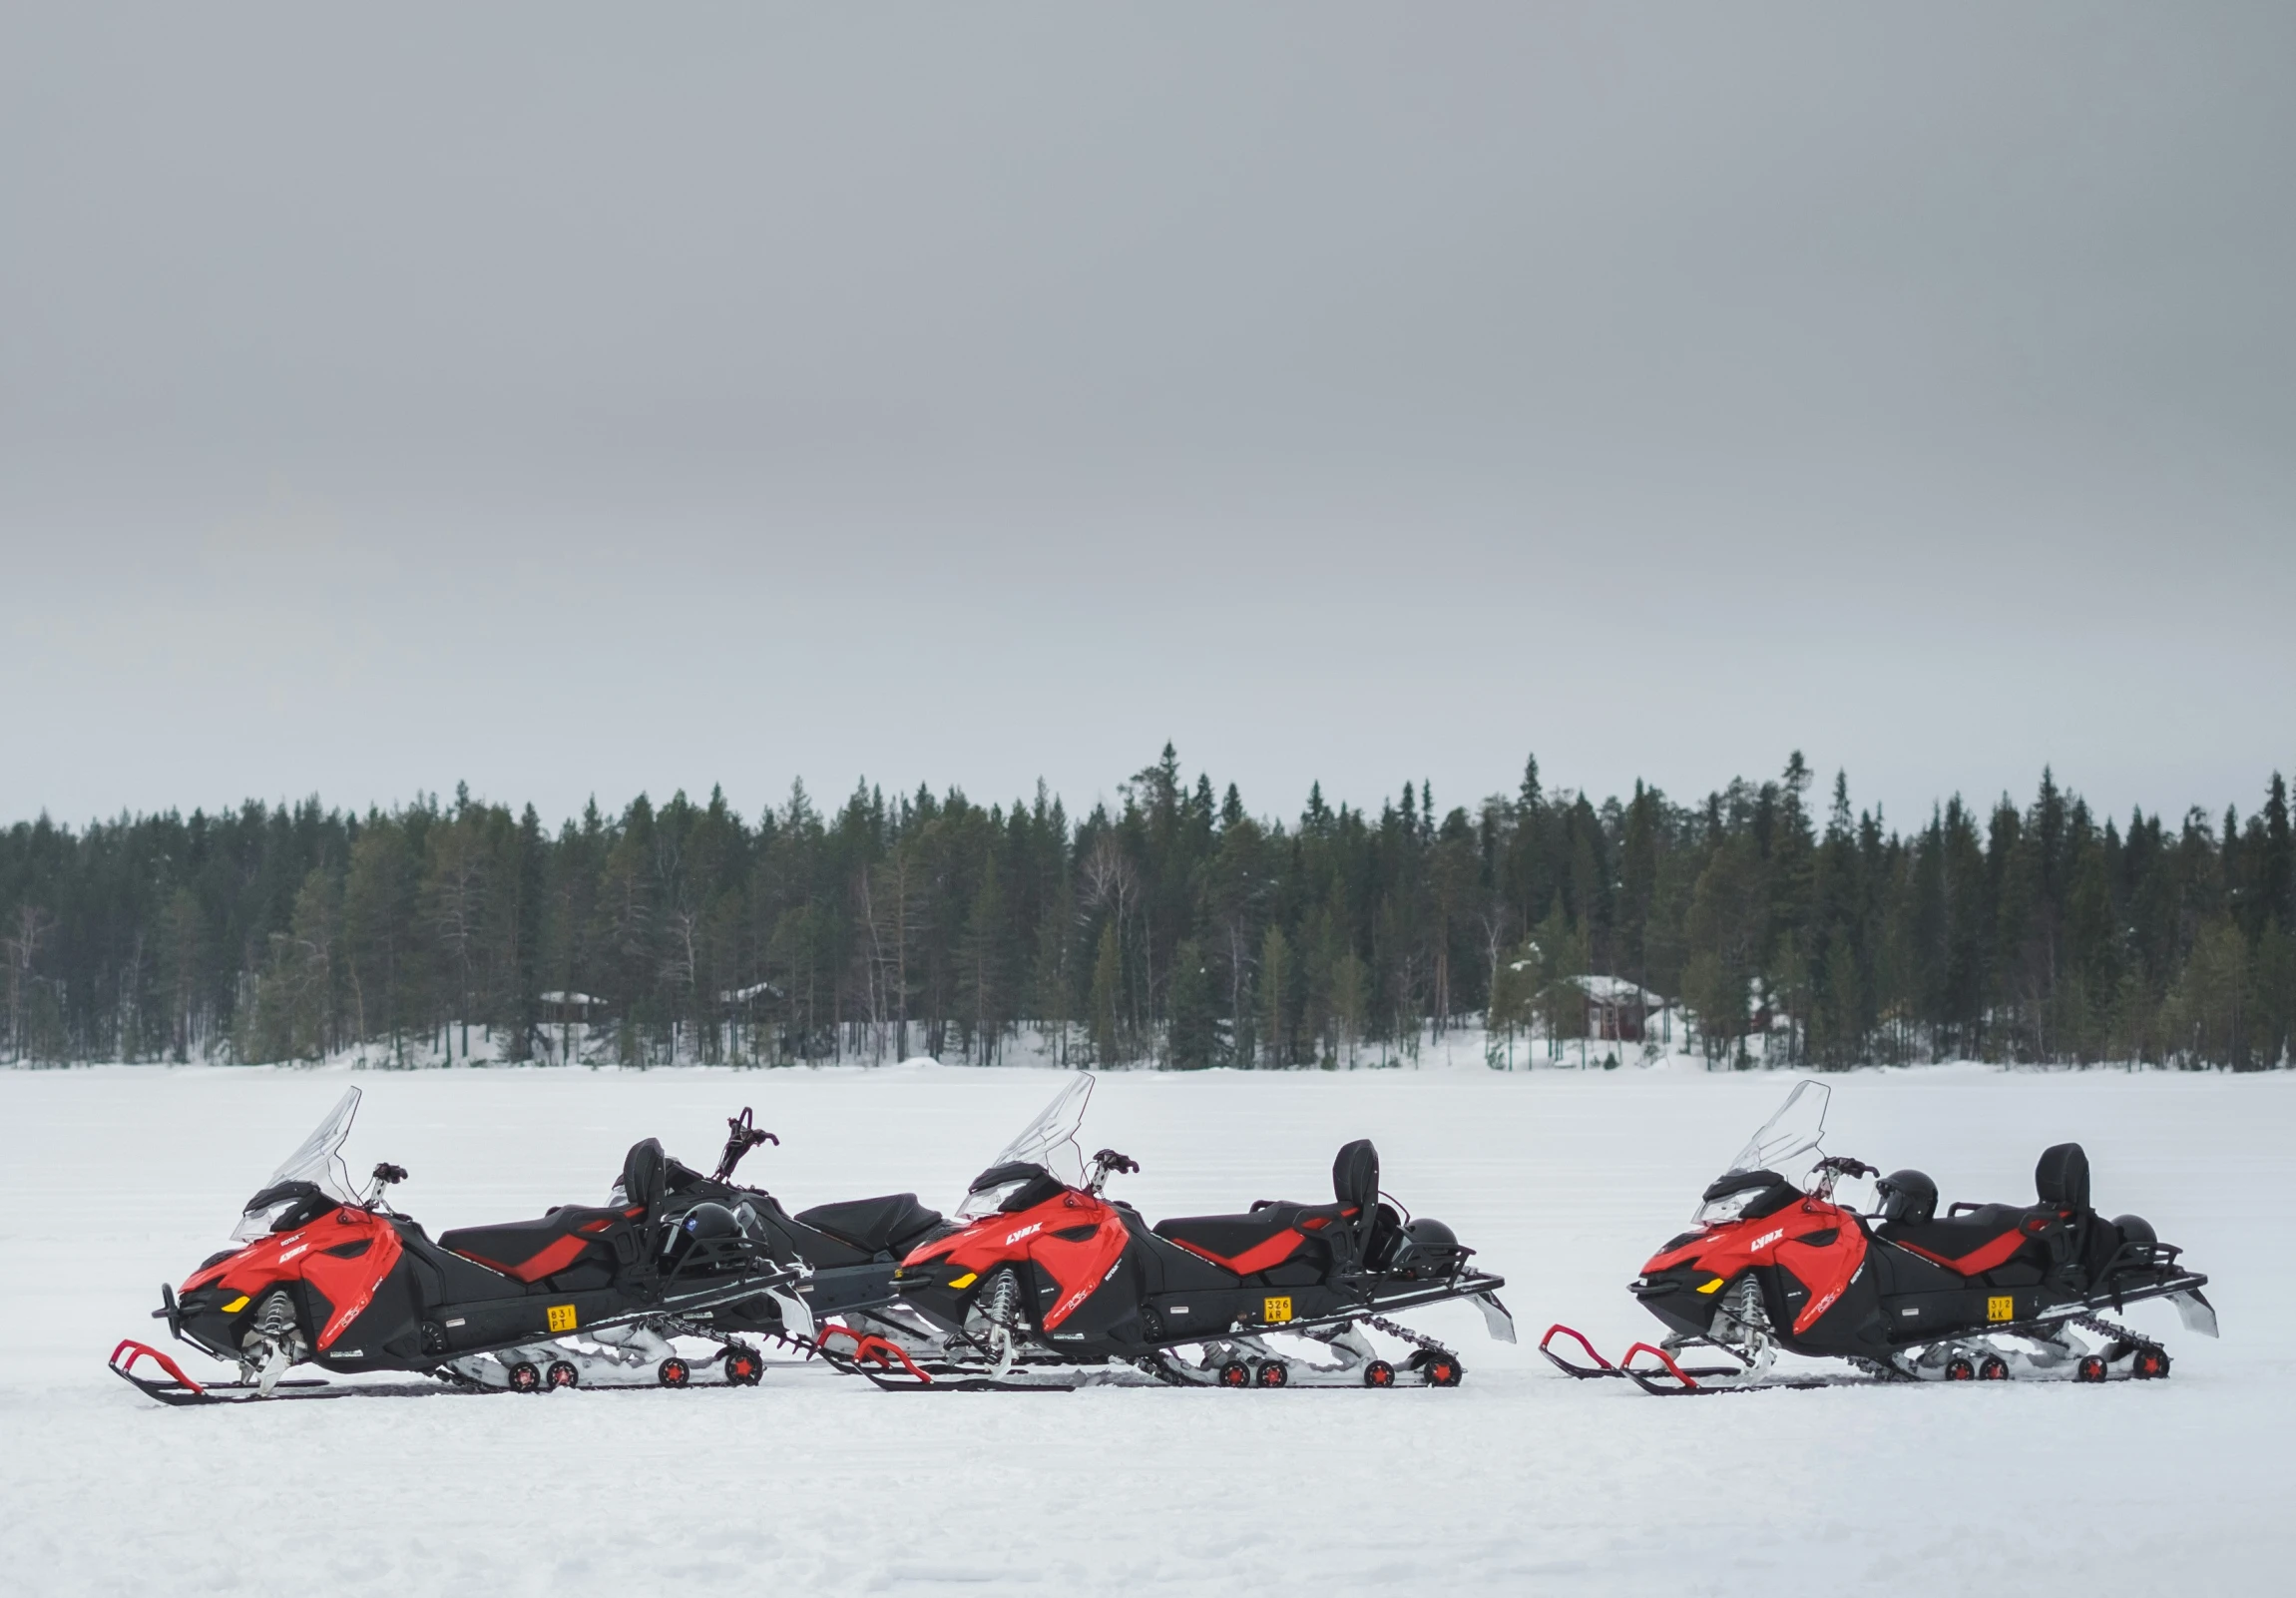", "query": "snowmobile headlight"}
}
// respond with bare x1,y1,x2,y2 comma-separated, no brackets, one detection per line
1694,1188,1765,1226
956,1179,1030,1220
